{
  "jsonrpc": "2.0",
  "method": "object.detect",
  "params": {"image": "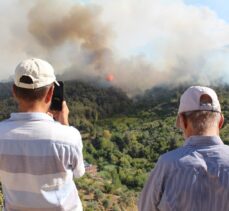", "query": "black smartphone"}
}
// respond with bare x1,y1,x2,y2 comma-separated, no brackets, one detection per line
50,81,64,111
